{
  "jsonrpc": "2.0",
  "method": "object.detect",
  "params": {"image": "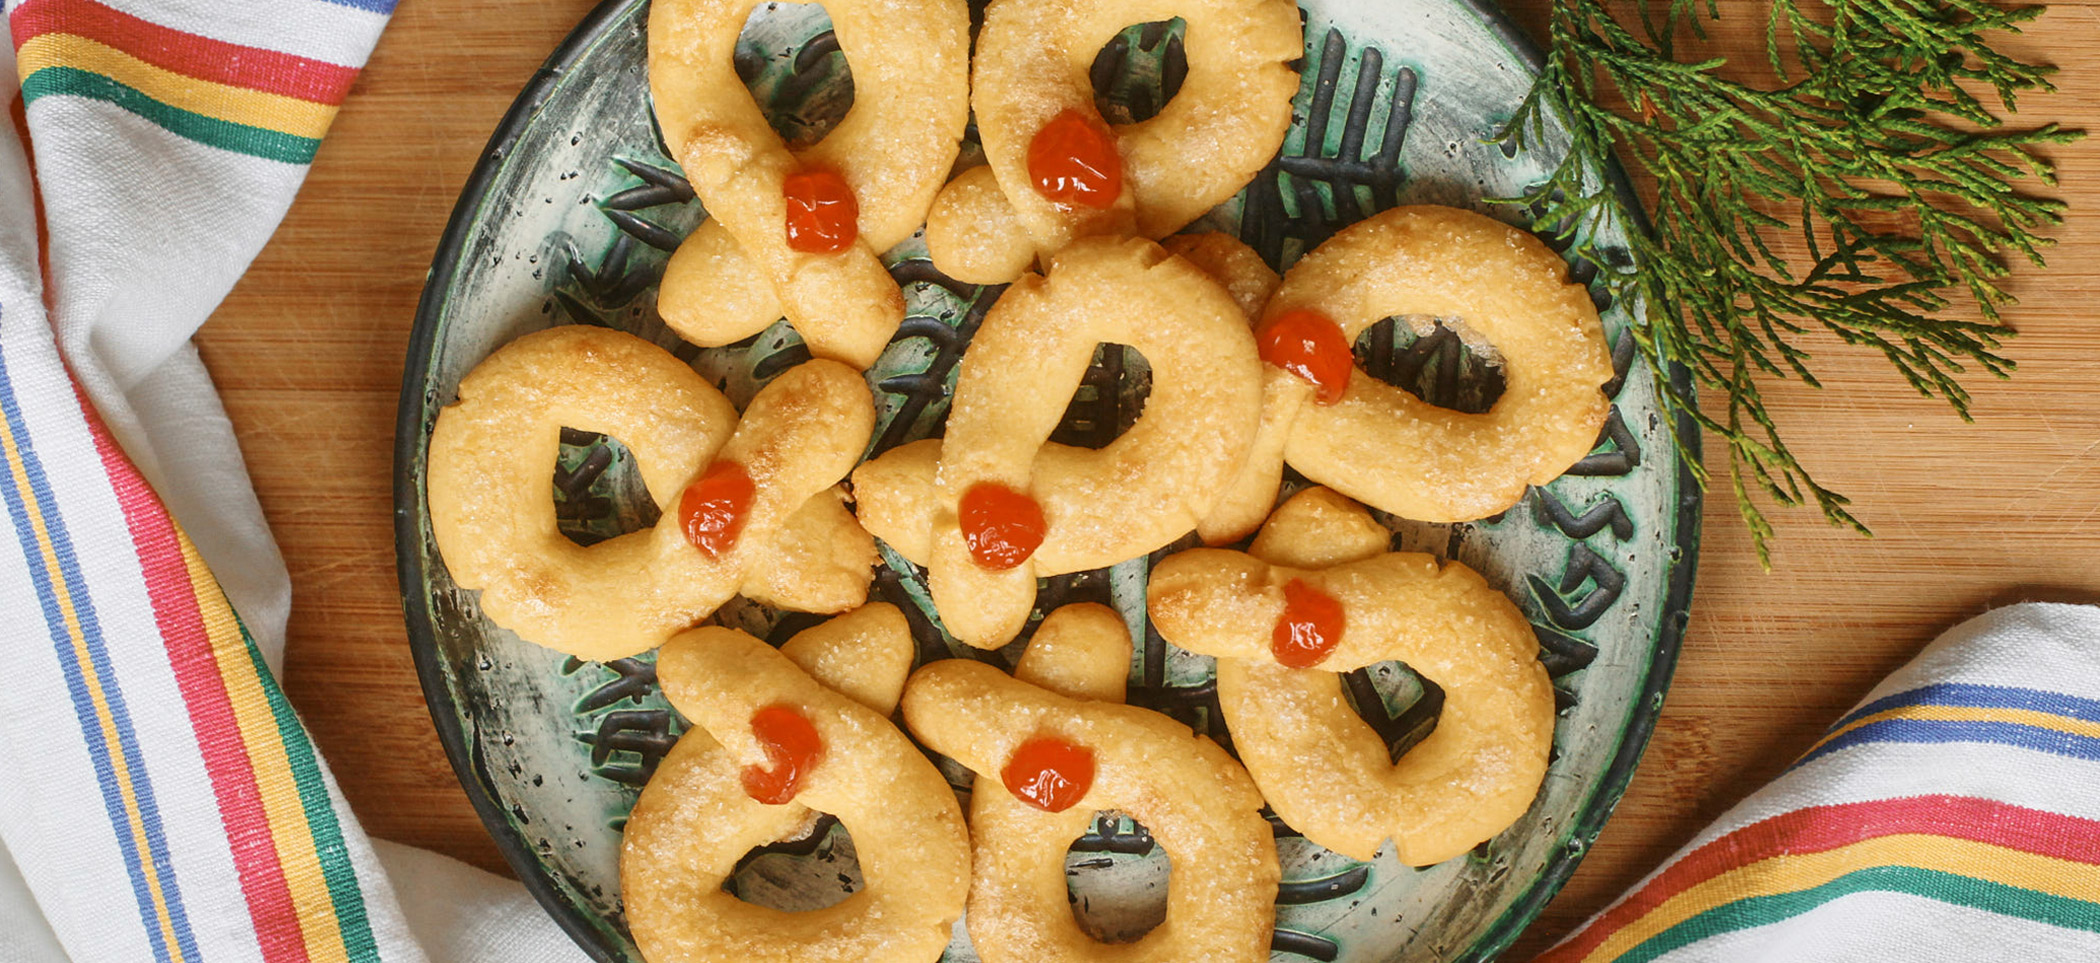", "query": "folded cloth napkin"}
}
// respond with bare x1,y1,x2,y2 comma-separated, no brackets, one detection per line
1540,602,2100,962
0,2,585,961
